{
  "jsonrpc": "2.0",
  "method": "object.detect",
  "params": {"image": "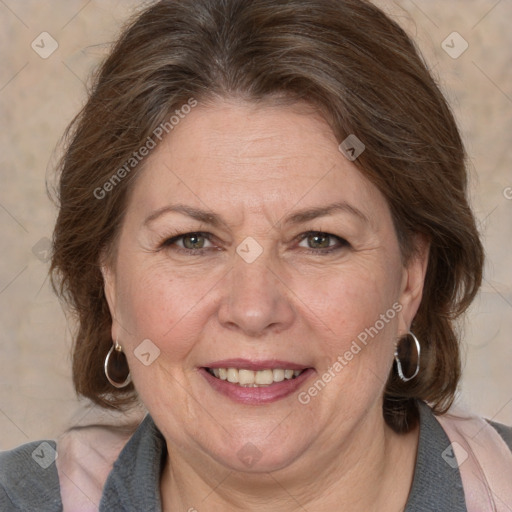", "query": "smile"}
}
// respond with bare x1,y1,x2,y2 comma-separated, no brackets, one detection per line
206,367,305,387
200,361,315,404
